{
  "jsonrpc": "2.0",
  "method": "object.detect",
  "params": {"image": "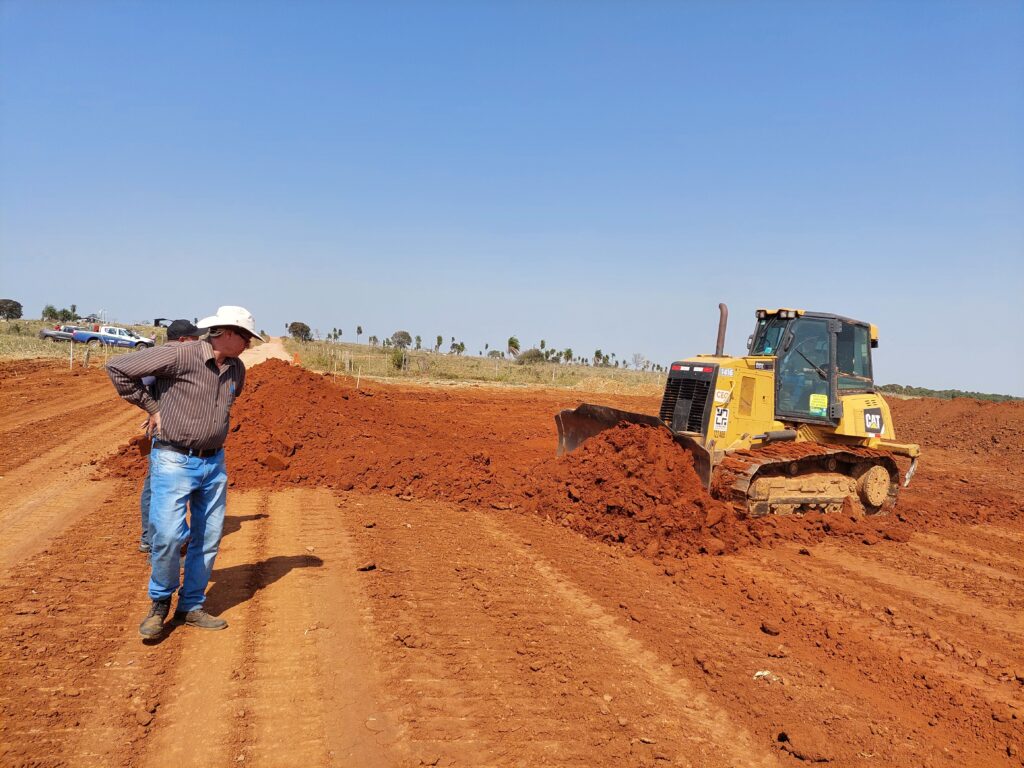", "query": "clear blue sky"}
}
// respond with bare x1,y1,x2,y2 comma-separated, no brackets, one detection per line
2,1,1022,395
